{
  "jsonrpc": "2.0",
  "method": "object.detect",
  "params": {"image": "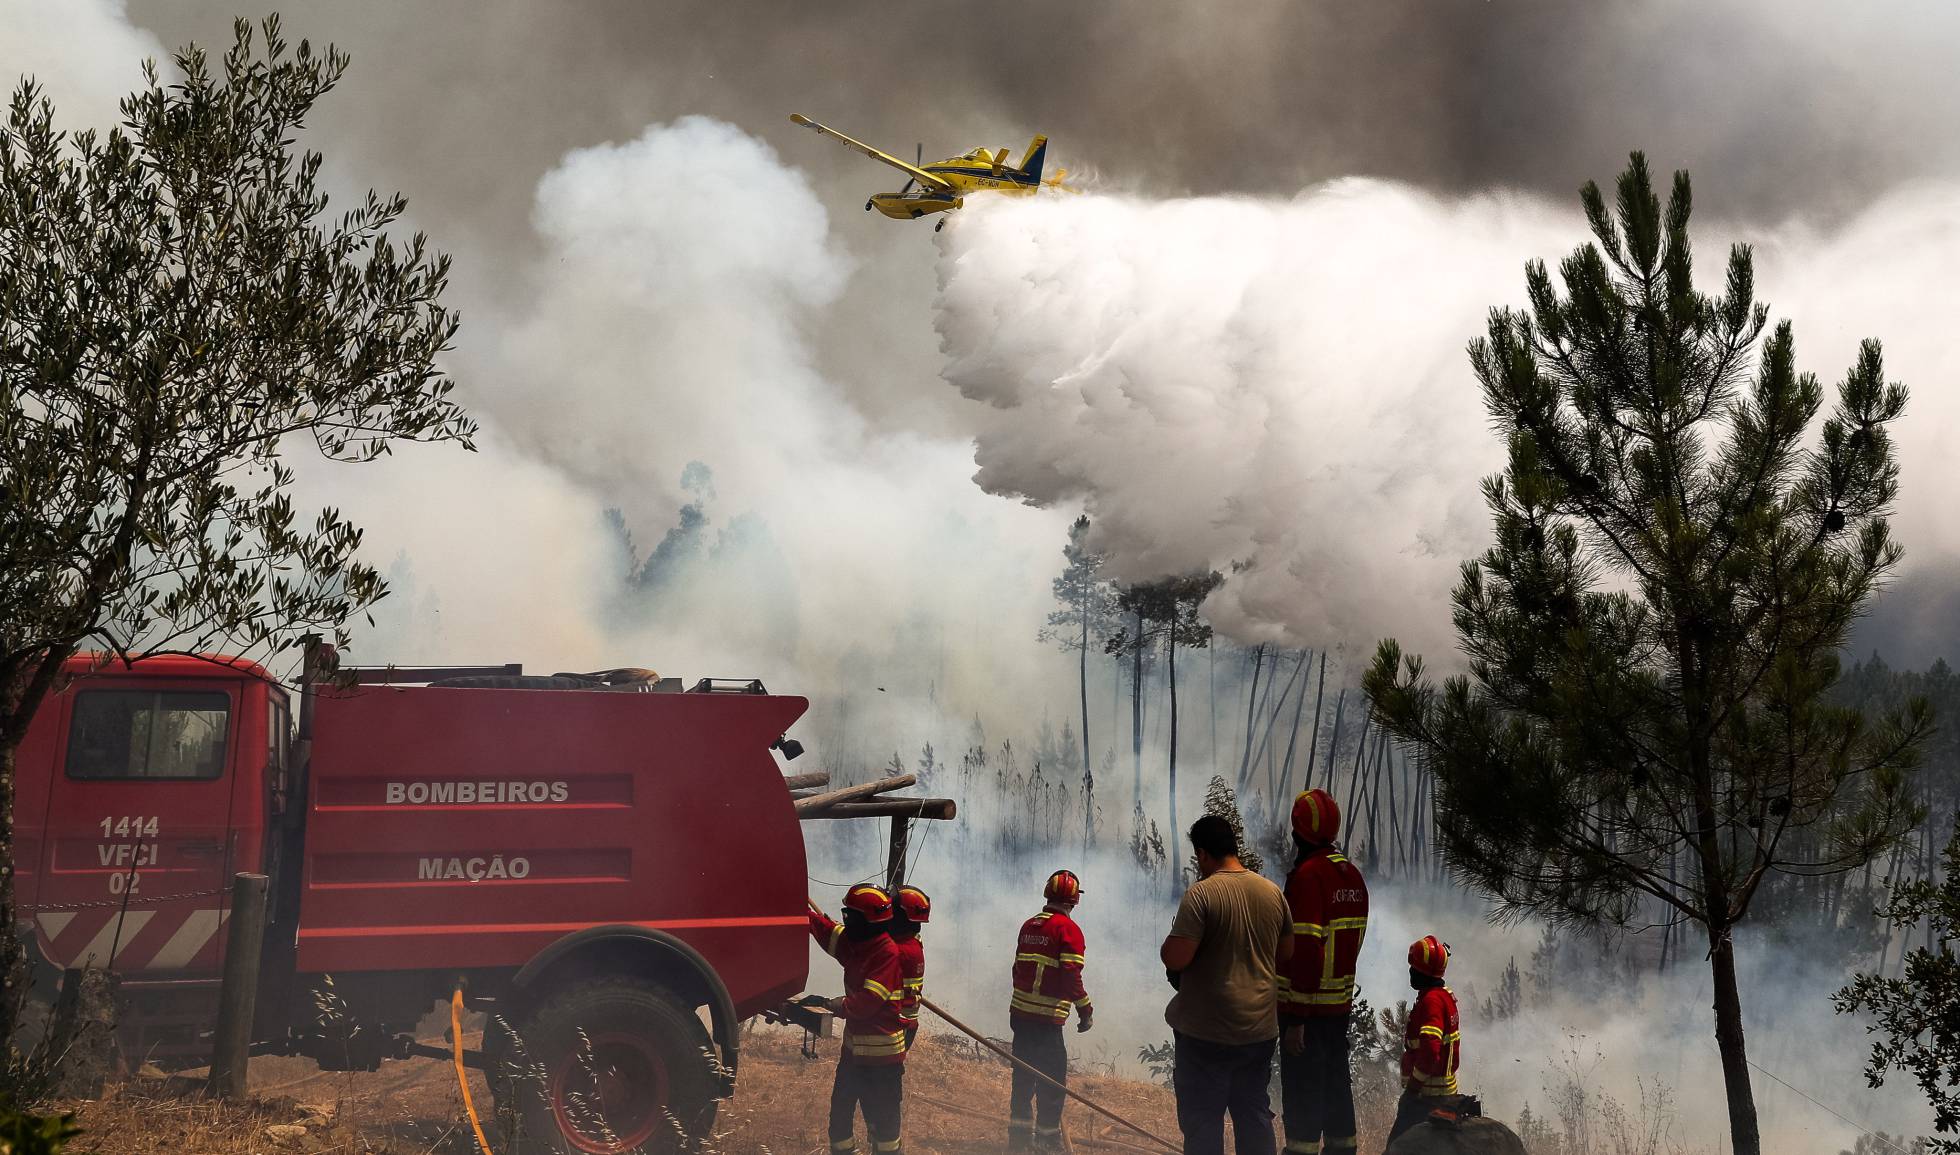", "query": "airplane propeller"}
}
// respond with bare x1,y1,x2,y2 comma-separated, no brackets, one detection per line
897,142,924,197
